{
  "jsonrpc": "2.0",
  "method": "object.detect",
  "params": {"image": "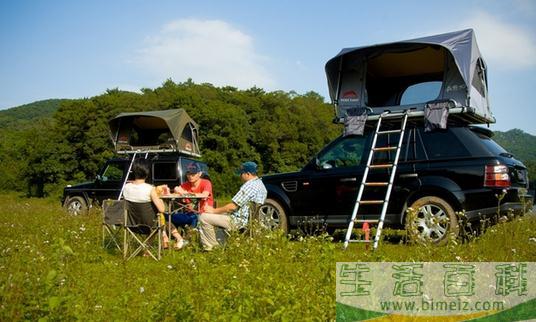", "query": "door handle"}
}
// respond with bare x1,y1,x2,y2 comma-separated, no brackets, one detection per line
340,177,357,182
399,173,418,178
